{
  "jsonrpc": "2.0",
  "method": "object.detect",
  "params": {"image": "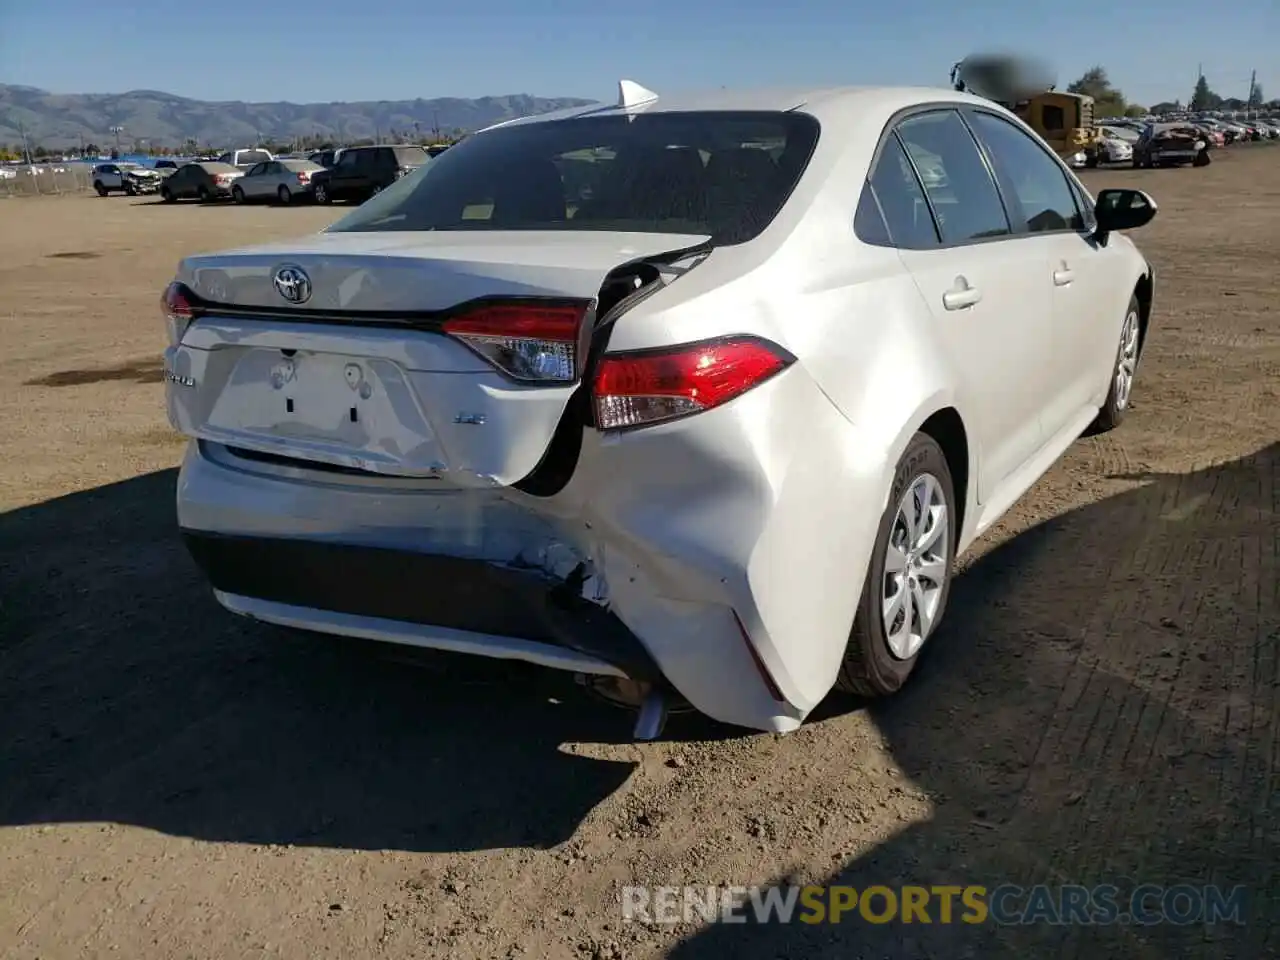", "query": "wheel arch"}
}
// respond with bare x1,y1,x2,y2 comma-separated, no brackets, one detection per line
1134,269,1154,356
881,394,975,550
